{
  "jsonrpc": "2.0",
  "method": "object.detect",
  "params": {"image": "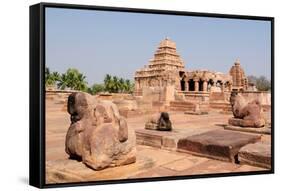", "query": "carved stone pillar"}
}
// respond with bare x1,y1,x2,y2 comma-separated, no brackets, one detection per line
195,80,199,92
203,81,208,92
213,80,217,87
185,80,189,91
221,82,225,92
